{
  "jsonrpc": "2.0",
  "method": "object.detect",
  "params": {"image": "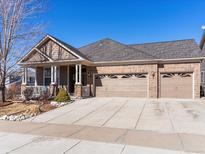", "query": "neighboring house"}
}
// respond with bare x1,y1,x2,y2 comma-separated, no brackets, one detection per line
199,29,205,96
6,69,35,87
5,69,35,98
18,35,205,99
